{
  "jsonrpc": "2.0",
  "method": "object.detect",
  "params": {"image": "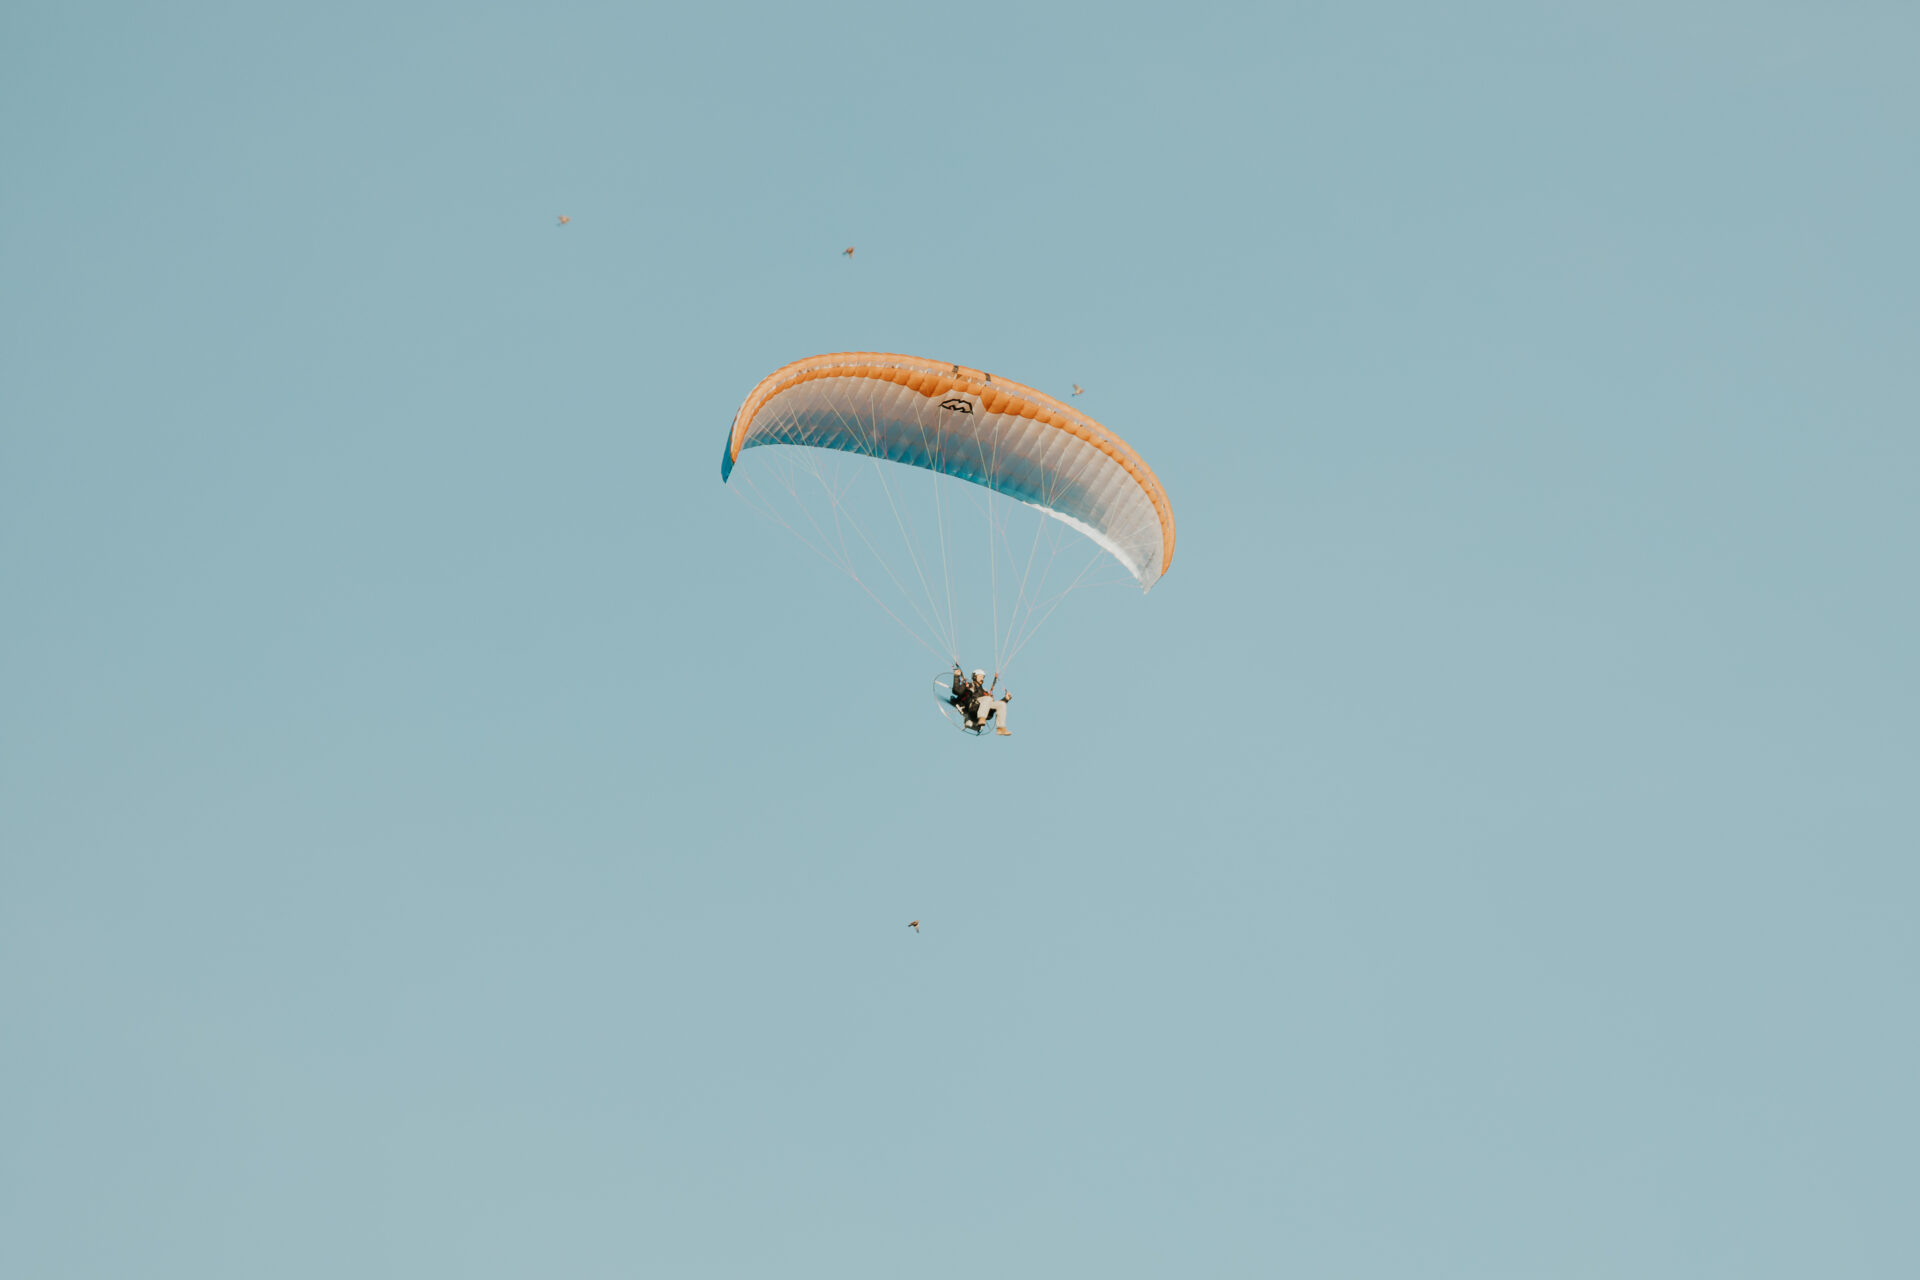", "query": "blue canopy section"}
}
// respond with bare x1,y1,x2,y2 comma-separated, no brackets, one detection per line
723,409,1090,520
